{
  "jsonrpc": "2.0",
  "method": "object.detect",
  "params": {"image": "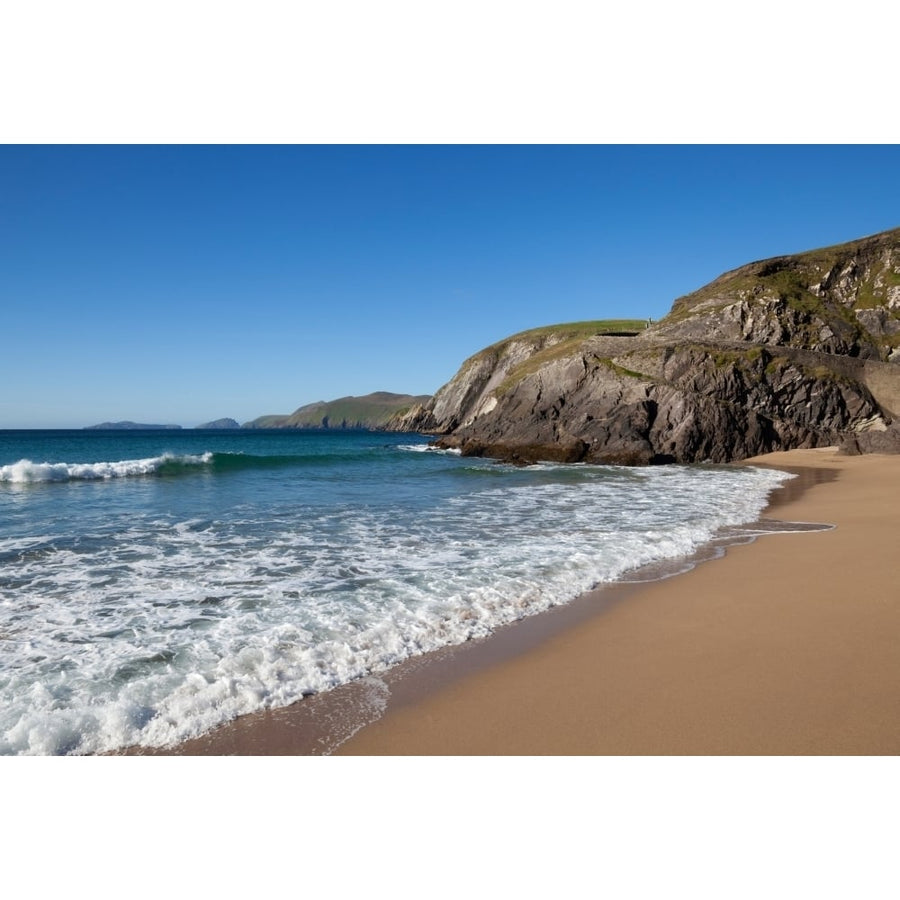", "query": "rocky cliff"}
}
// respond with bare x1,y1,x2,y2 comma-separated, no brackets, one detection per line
389,227,900,464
